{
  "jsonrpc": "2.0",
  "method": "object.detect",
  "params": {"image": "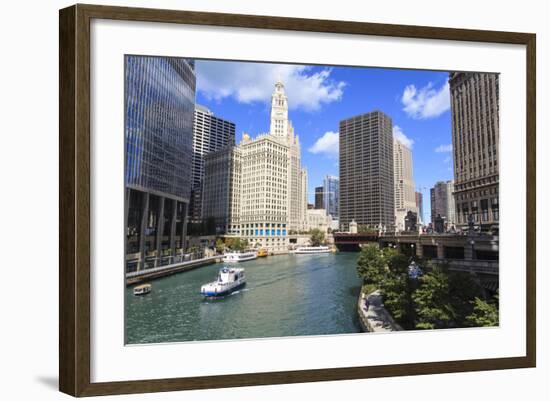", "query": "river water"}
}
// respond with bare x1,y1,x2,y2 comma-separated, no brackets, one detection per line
125,252,362,344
